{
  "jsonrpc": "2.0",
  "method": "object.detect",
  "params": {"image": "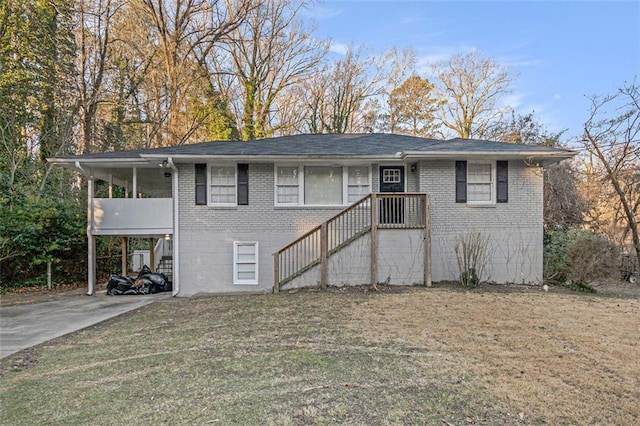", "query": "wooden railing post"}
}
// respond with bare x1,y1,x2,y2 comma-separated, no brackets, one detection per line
424,194,432,287
370,193,377,286
121,237,128,275
320,222,328,289
149,238,155,272
273,254,280,293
